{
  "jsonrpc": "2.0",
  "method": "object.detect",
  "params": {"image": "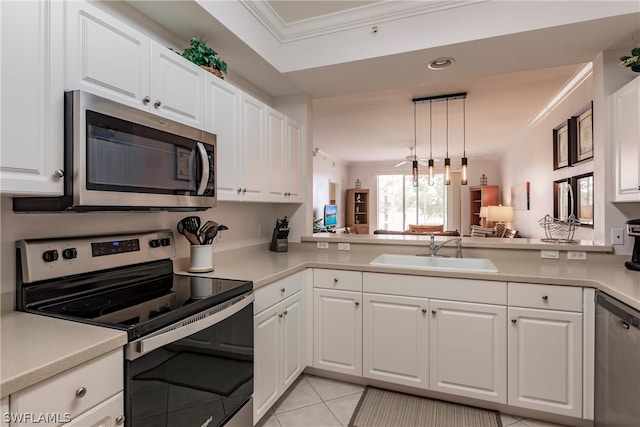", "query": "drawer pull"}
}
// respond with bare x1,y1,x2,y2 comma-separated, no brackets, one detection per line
115,415,124,425
511,318,517,324
278,312,284,318
283,310,288,316
75,387,87,398
355,301,360,307
154,100,162,108
422,308,427,314
542,295,549,302
281,288,286,293
431,310,437,316
333,278,339,283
